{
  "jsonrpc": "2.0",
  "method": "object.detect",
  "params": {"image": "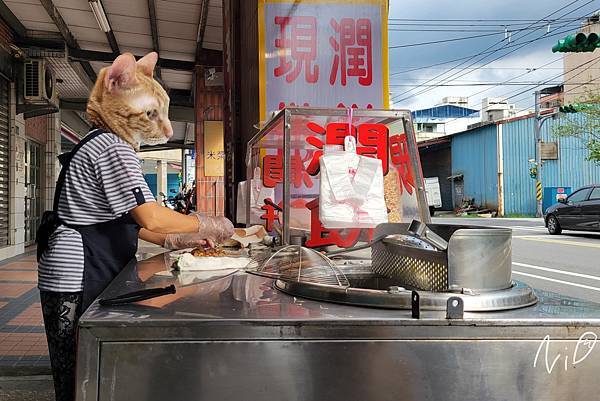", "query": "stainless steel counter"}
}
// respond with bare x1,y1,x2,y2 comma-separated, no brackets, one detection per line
77,252,600,401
